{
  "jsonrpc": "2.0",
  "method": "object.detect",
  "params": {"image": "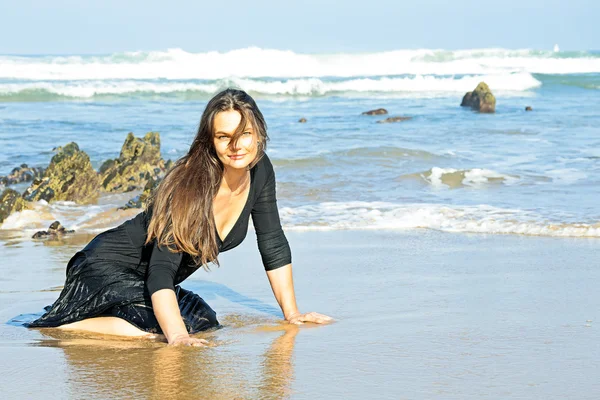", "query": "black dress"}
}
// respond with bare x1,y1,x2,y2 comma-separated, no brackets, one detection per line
26,154,292,334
